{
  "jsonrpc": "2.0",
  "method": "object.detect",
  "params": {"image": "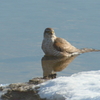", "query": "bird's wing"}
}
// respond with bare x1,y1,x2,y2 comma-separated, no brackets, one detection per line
53,37,79,53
